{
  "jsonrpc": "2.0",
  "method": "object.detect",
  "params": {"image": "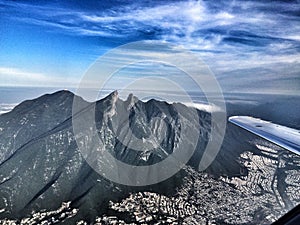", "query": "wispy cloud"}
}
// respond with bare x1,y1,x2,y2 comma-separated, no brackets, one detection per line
0,67,47,81
1,0,300,93
2,0,299,61
0,67,78,87
2,0,299,45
